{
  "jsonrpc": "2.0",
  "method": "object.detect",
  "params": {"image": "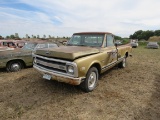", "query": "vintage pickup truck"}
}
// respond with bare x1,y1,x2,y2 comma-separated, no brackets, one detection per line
33,32,132,92
0,41,58,72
